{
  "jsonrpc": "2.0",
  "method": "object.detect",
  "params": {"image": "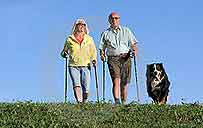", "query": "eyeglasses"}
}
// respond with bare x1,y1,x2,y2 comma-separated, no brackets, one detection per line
111,17,120,20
